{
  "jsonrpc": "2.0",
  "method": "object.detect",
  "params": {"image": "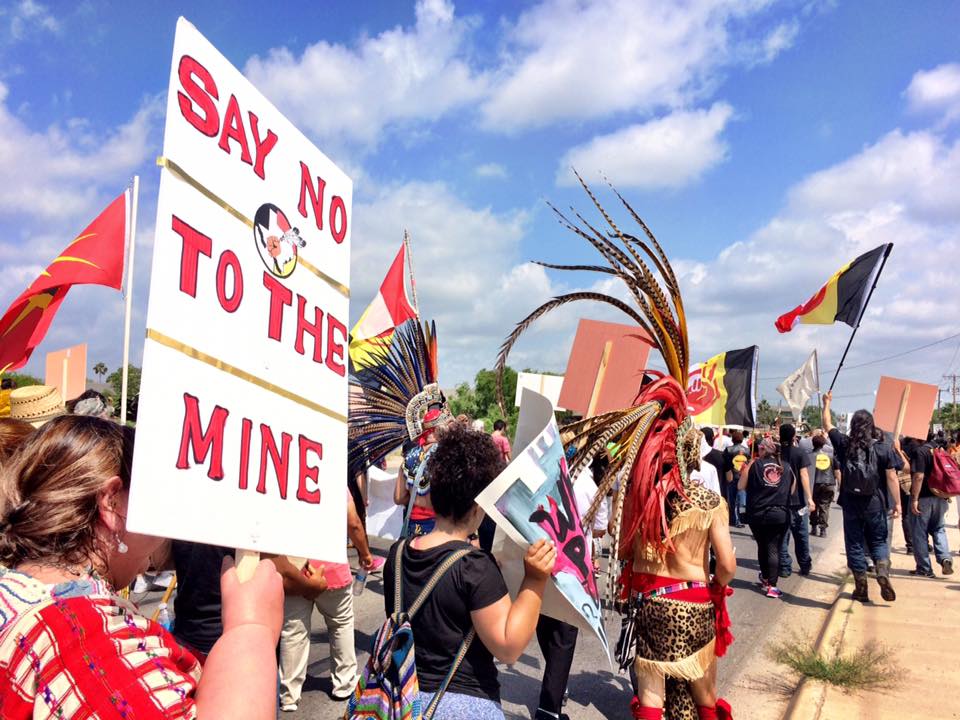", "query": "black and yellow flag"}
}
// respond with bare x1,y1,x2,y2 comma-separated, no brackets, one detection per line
686,346,759,427
776,244,892,333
